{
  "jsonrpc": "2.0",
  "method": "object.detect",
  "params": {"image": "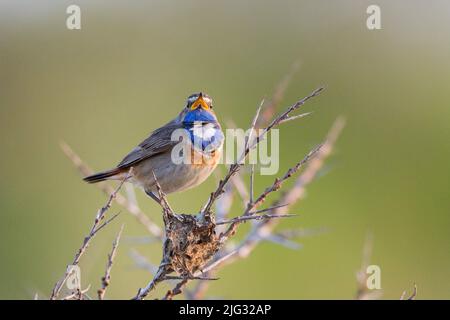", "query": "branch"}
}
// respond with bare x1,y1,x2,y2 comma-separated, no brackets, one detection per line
151,170,175,223
220,144,322,240
133,265,170,300
184,117,345,299
50,170,131,300
355,232,382,300
60,142,163,238
216,213,296,225
98,224,124,300
162,278,189,300
201,87,324,216
400,284,417,300
132,173,176,300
